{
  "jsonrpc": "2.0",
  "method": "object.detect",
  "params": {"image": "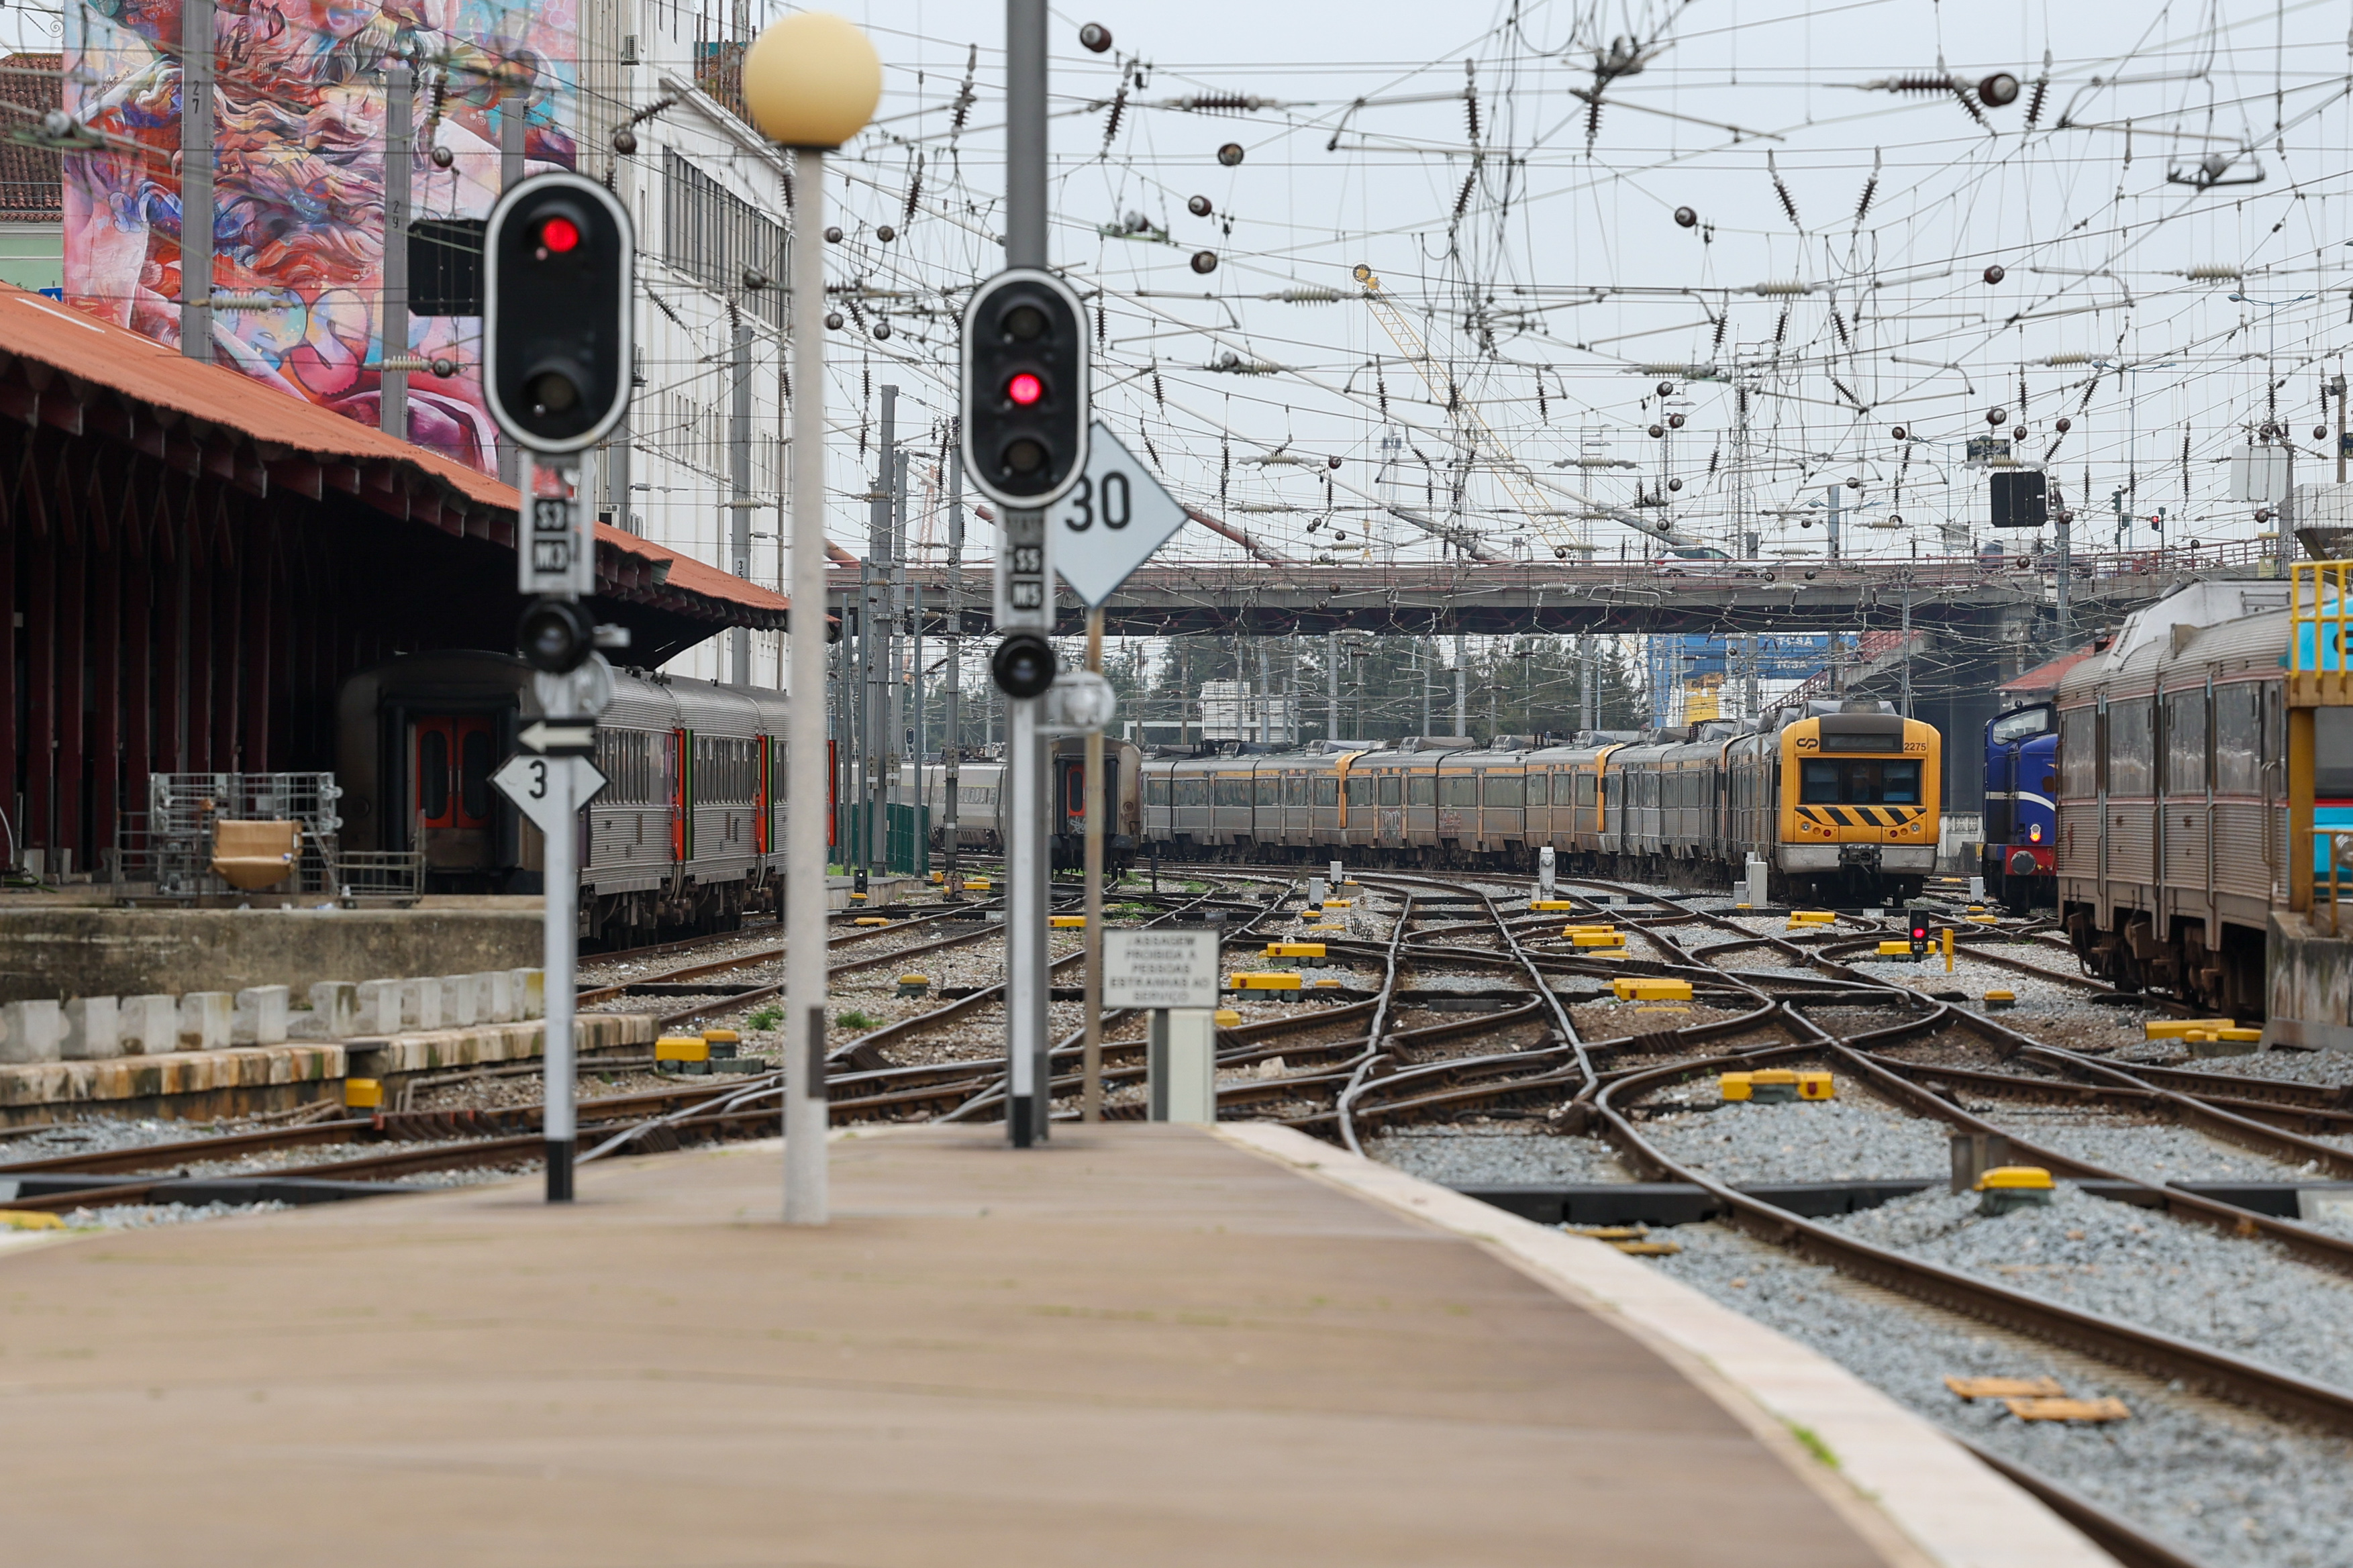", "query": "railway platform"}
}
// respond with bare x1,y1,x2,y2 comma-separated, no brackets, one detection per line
0,1124,2107,1567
